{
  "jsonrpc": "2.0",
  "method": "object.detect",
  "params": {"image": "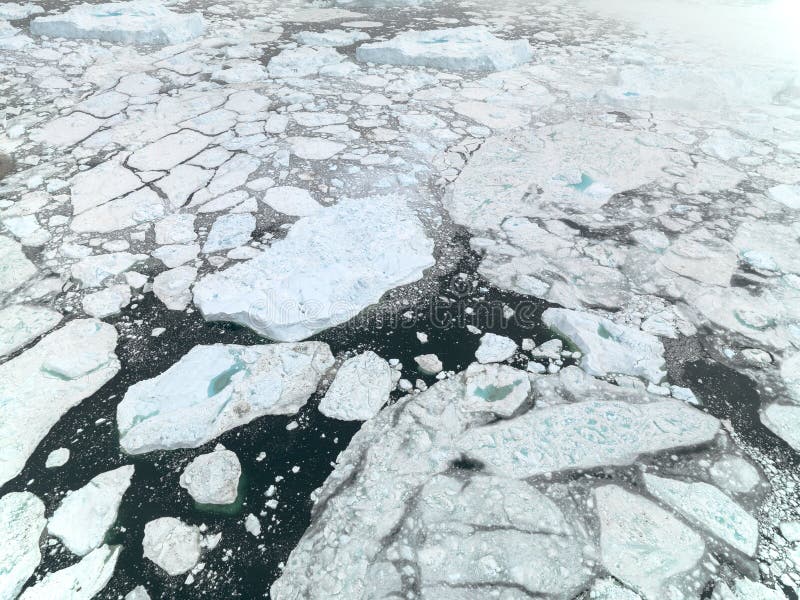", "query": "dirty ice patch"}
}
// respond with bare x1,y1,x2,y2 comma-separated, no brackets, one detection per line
193,196,434,341
356,26,533,72
30,1,205,45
